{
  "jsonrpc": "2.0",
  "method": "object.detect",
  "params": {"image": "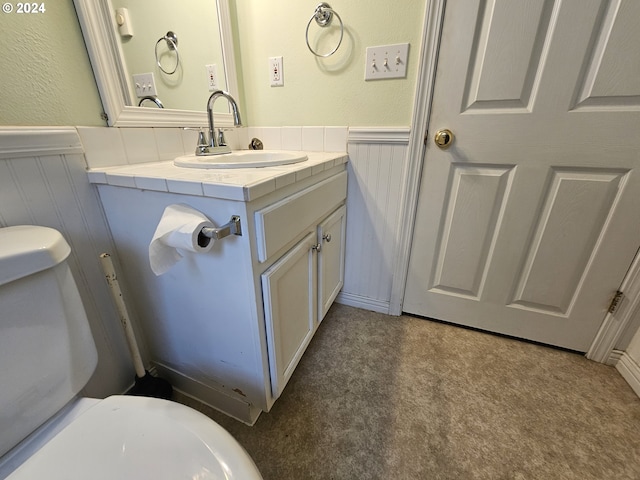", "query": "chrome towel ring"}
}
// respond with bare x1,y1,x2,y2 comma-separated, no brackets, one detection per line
305,3,344,58
138,96,164,108
155,31,180,75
